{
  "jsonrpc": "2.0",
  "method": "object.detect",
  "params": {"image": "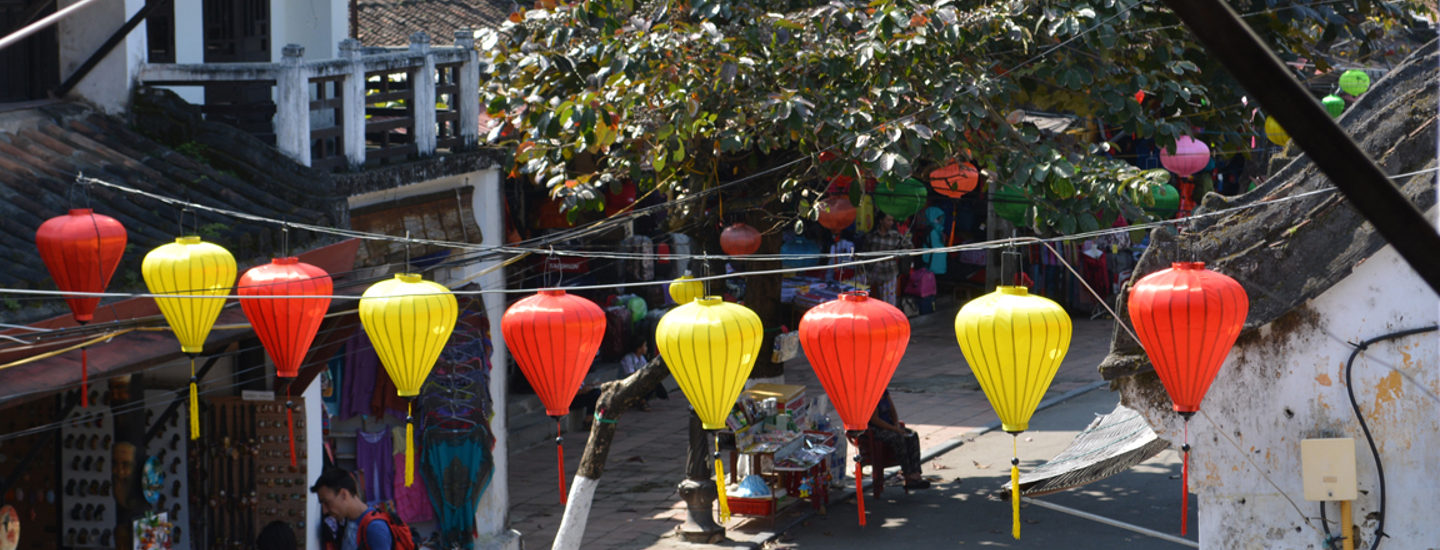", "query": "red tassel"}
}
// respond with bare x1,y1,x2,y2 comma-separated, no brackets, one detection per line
556,421,568,506
80,348,88,408
1181,421,1190,536
286,386,297,468
855,460,866,526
